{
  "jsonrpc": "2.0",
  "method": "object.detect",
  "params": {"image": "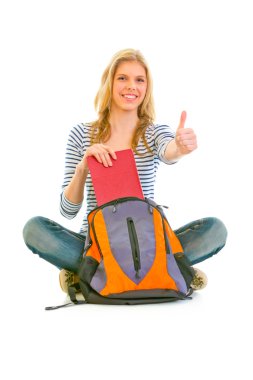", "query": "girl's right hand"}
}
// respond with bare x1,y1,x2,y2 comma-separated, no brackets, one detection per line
83,144,117,168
